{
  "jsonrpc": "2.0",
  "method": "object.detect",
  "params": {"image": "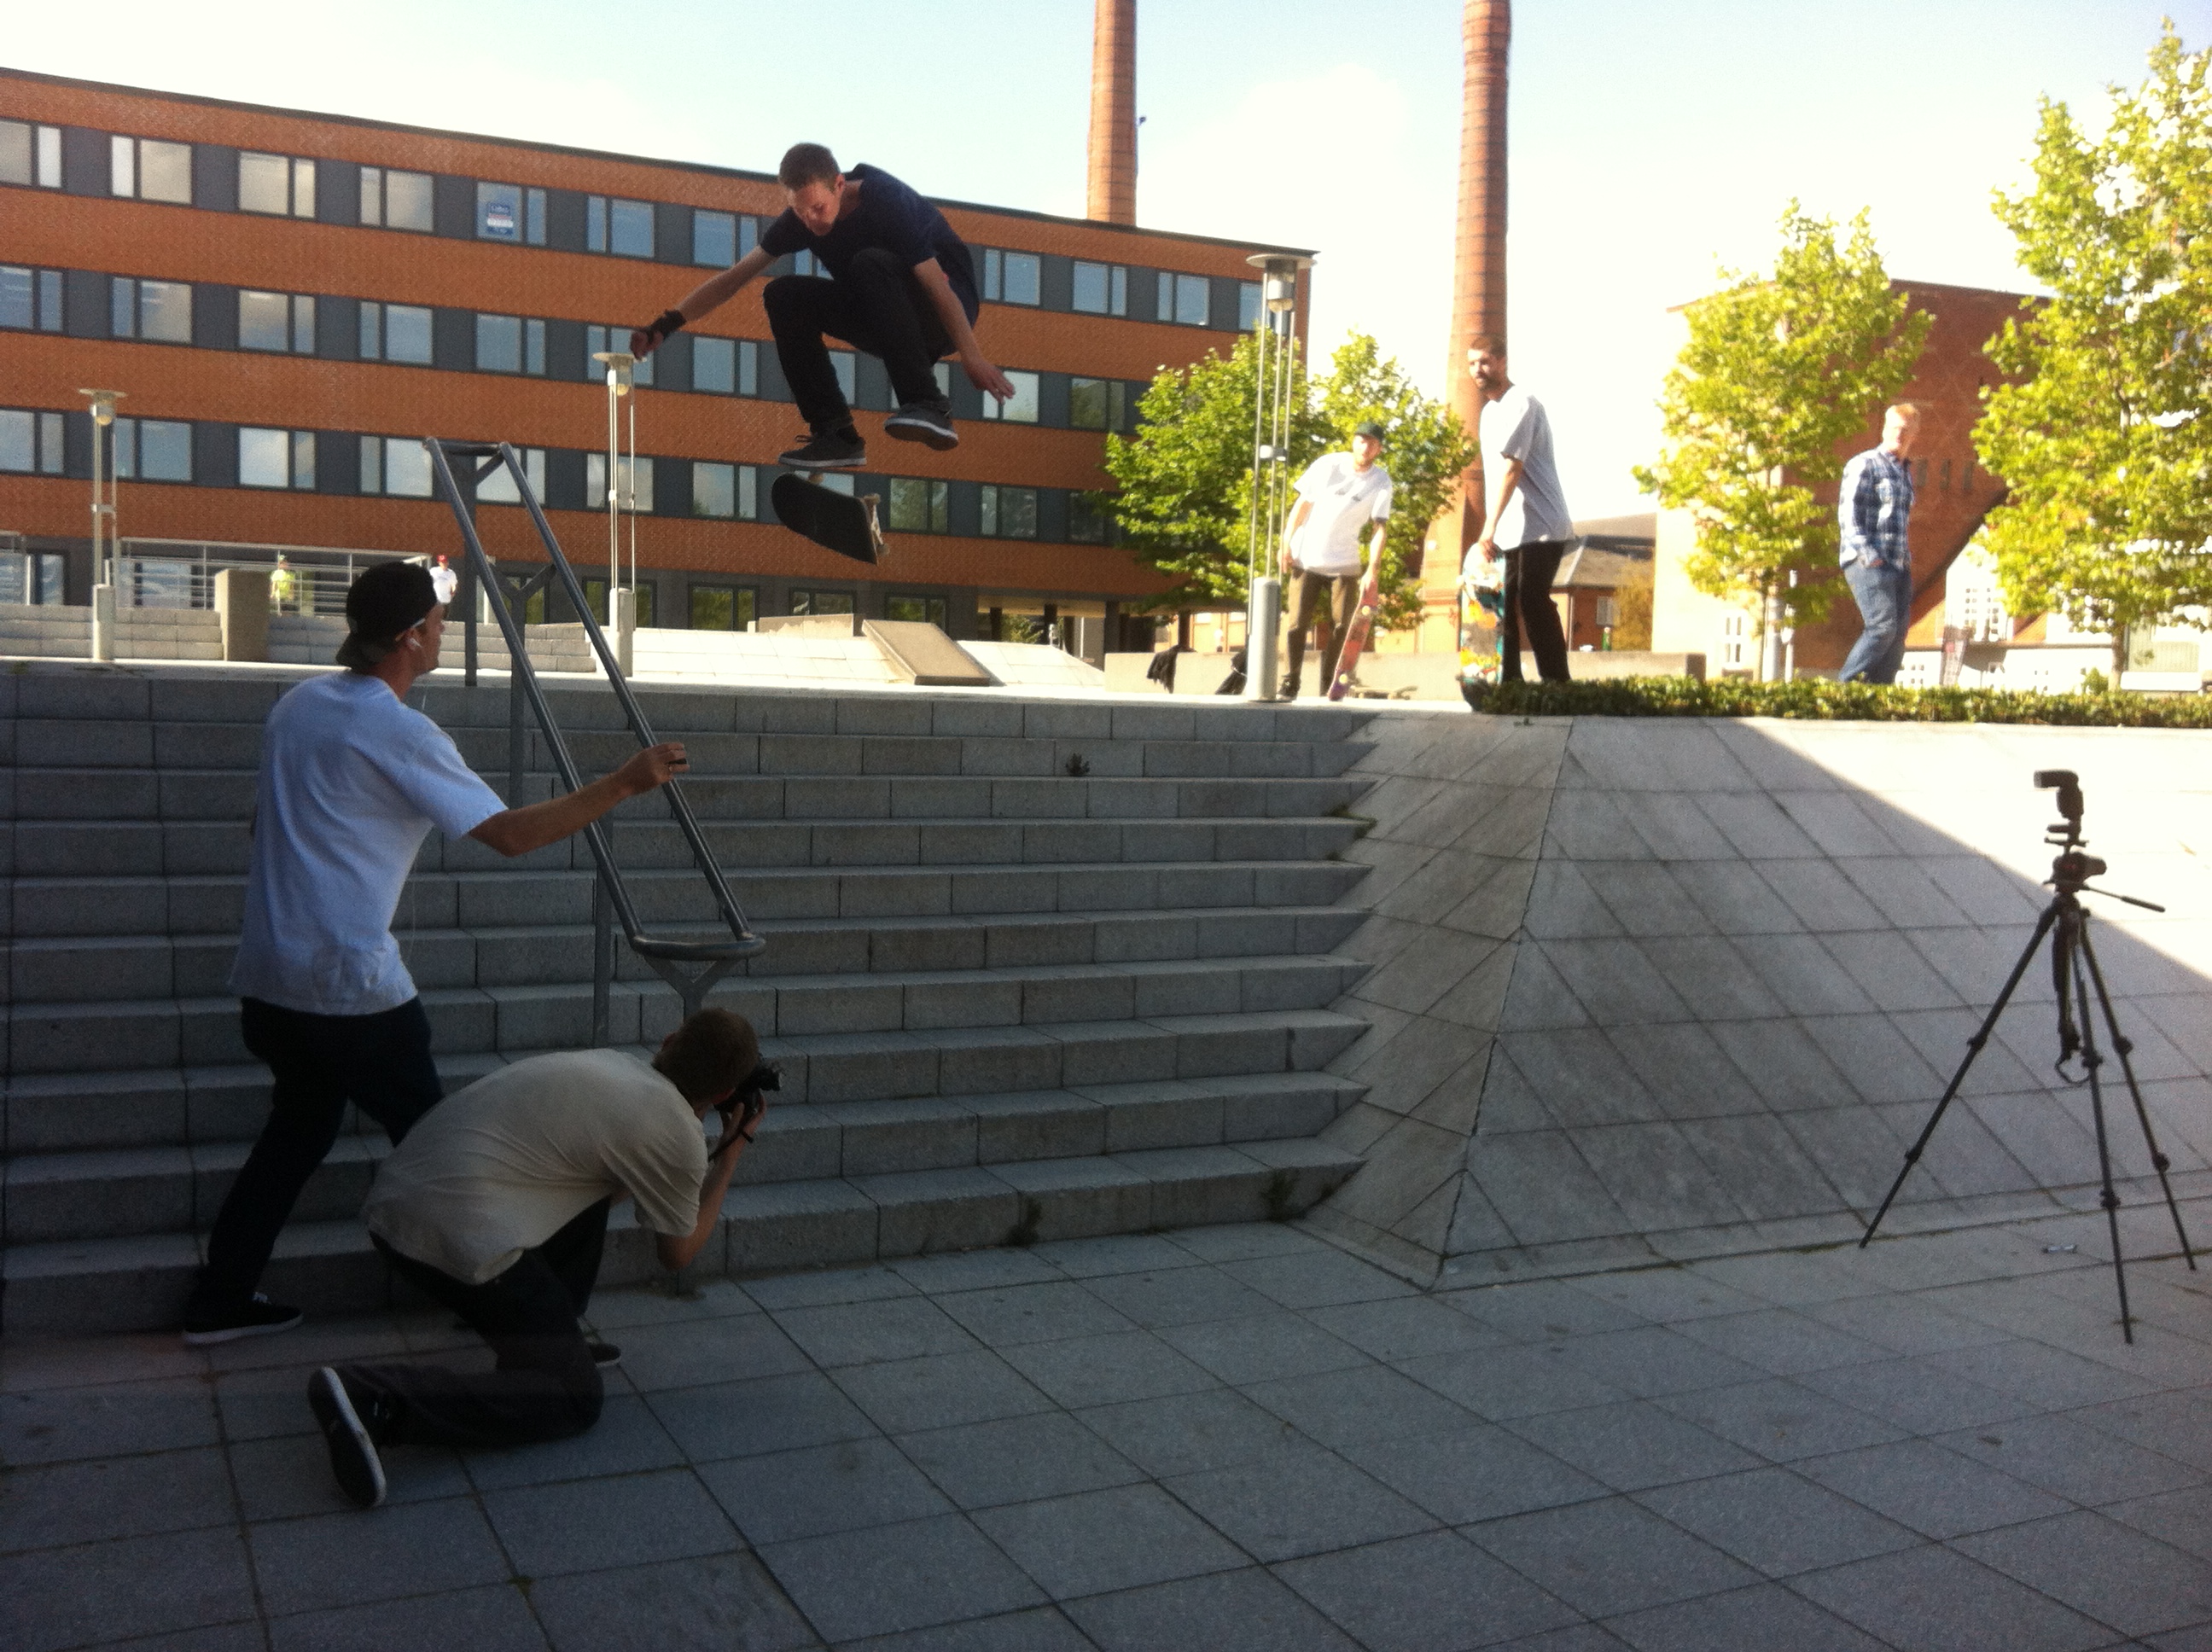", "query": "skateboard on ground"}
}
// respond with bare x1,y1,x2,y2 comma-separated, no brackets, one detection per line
771,471,884,564
1325,564,1382,702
